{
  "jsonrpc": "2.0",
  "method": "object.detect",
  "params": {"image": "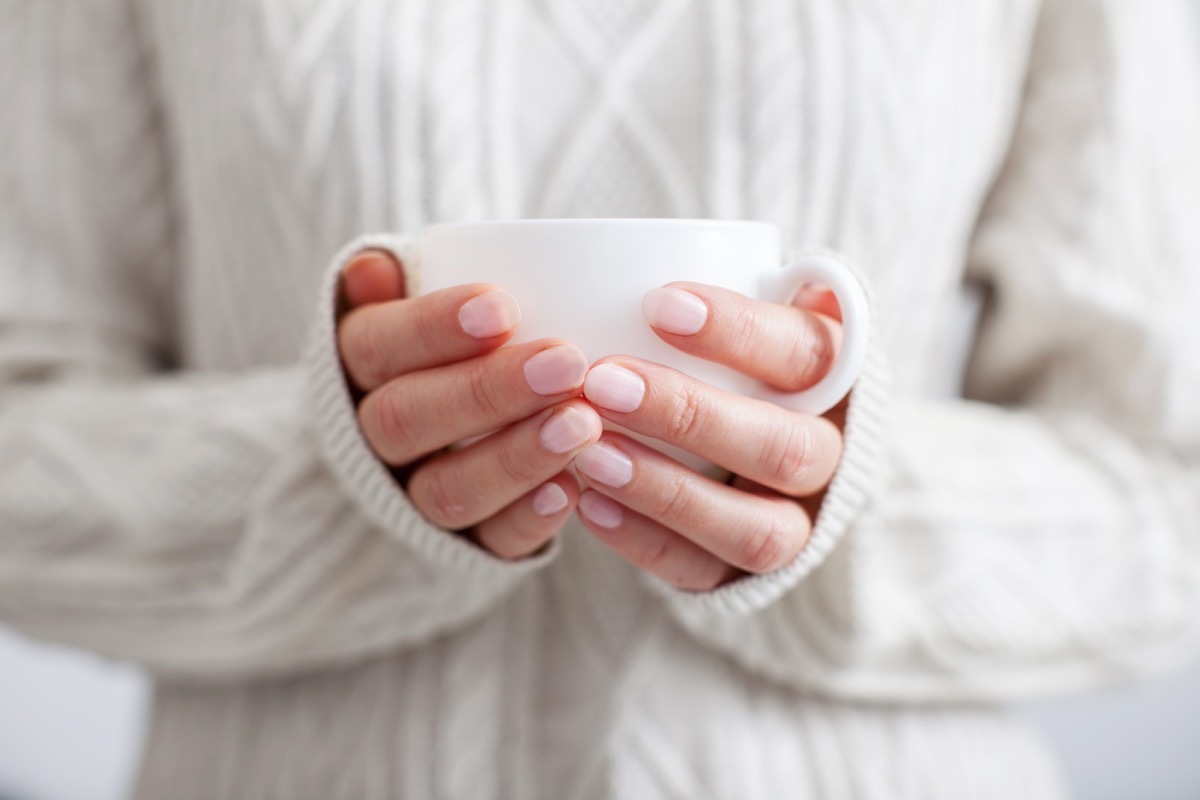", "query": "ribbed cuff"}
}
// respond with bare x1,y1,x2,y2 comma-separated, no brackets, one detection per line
304,233,560,576
644,249,889,618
